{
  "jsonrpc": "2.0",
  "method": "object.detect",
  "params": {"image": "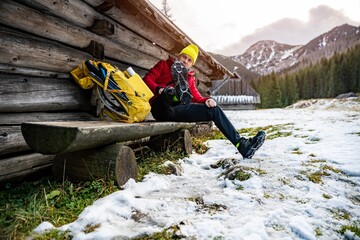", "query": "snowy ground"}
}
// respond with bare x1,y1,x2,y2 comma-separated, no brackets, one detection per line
35,98,360,240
